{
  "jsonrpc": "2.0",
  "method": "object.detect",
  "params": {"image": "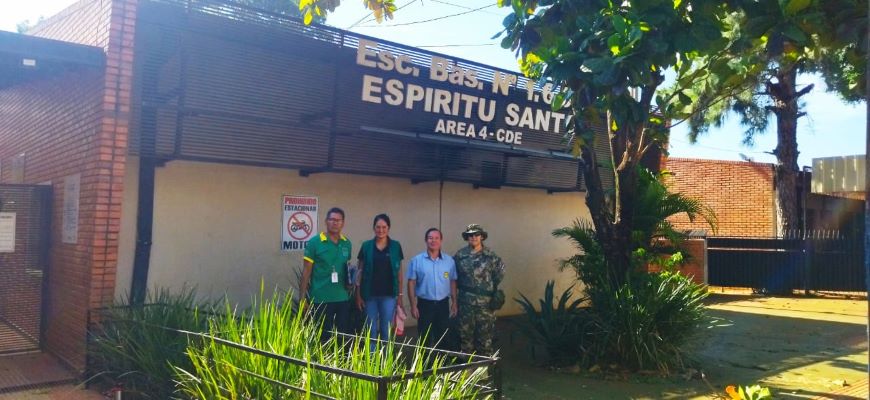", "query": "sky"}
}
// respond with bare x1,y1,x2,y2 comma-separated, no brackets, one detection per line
2,0,865,168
